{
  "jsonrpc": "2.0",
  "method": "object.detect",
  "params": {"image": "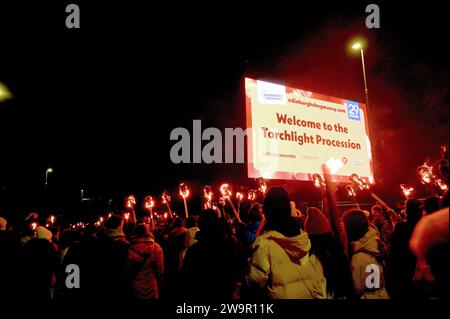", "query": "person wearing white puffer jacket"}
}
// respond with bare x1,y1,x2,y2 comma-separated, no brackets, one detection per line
246,187,327,299
343,210,389,299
